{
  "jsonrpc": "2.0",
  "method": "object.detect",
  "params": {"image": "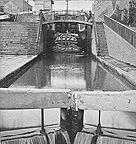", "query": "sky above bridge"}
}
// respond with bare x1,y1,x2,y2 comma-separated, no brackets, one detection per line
52,1,93,11
28,0,93,11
